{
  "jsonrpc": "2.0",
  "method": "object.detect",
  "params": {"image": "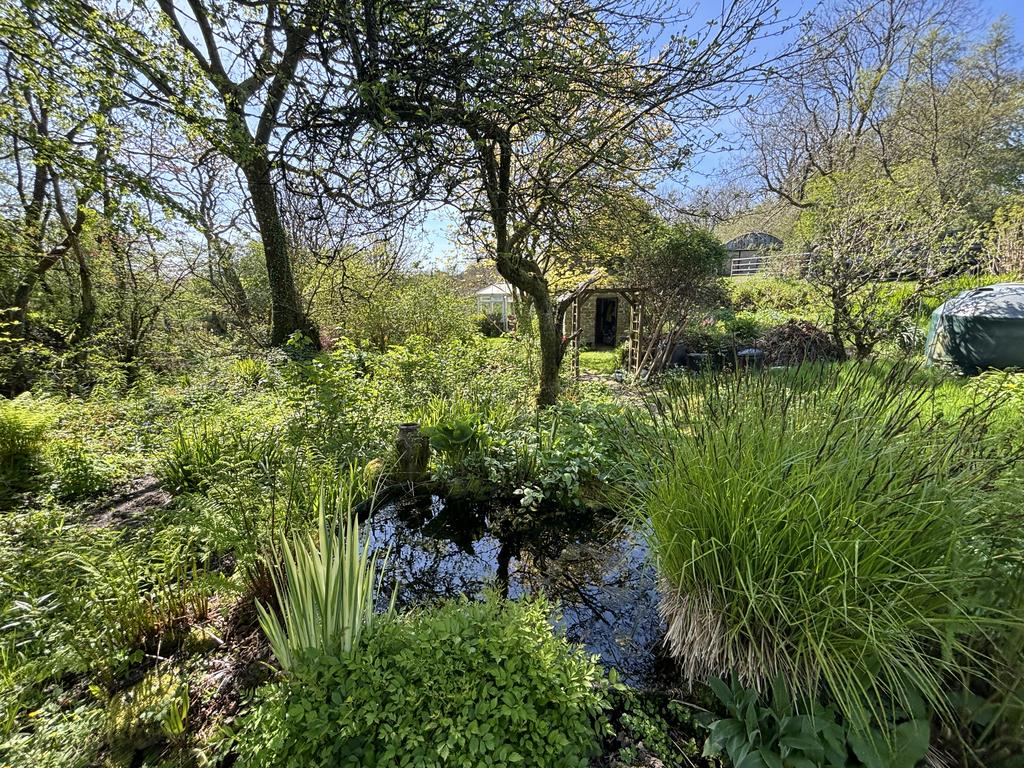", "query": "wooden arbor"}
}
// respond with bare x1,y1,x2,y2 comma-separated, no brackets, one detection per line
563,286,645,379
